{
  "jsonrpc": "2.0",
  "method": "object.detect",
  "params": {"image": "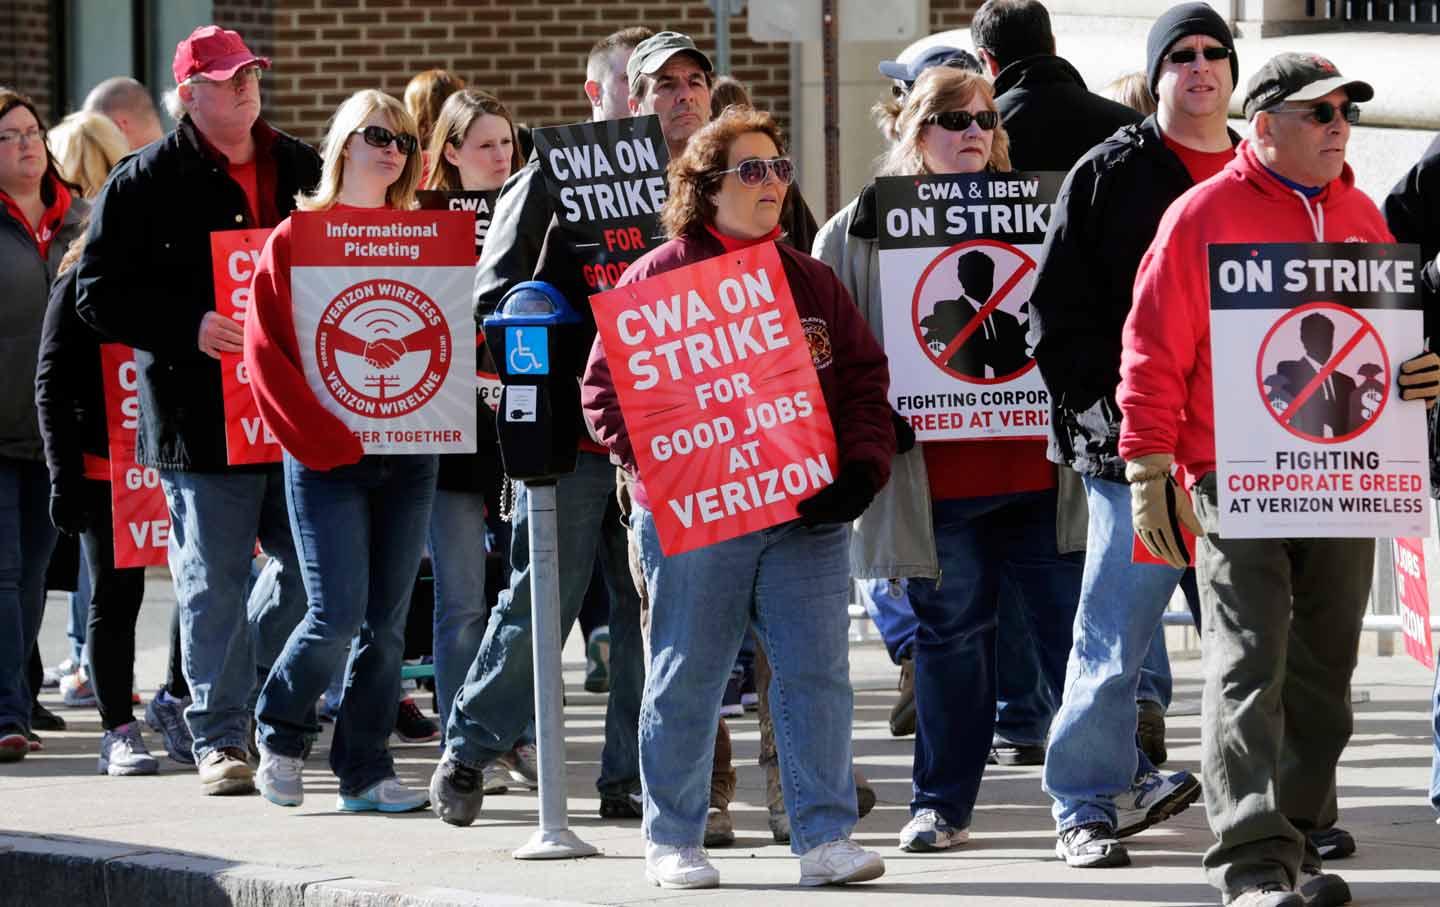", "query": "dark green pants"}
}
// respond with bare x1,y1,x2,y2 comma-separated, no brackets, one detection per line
1191,473,1373,901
